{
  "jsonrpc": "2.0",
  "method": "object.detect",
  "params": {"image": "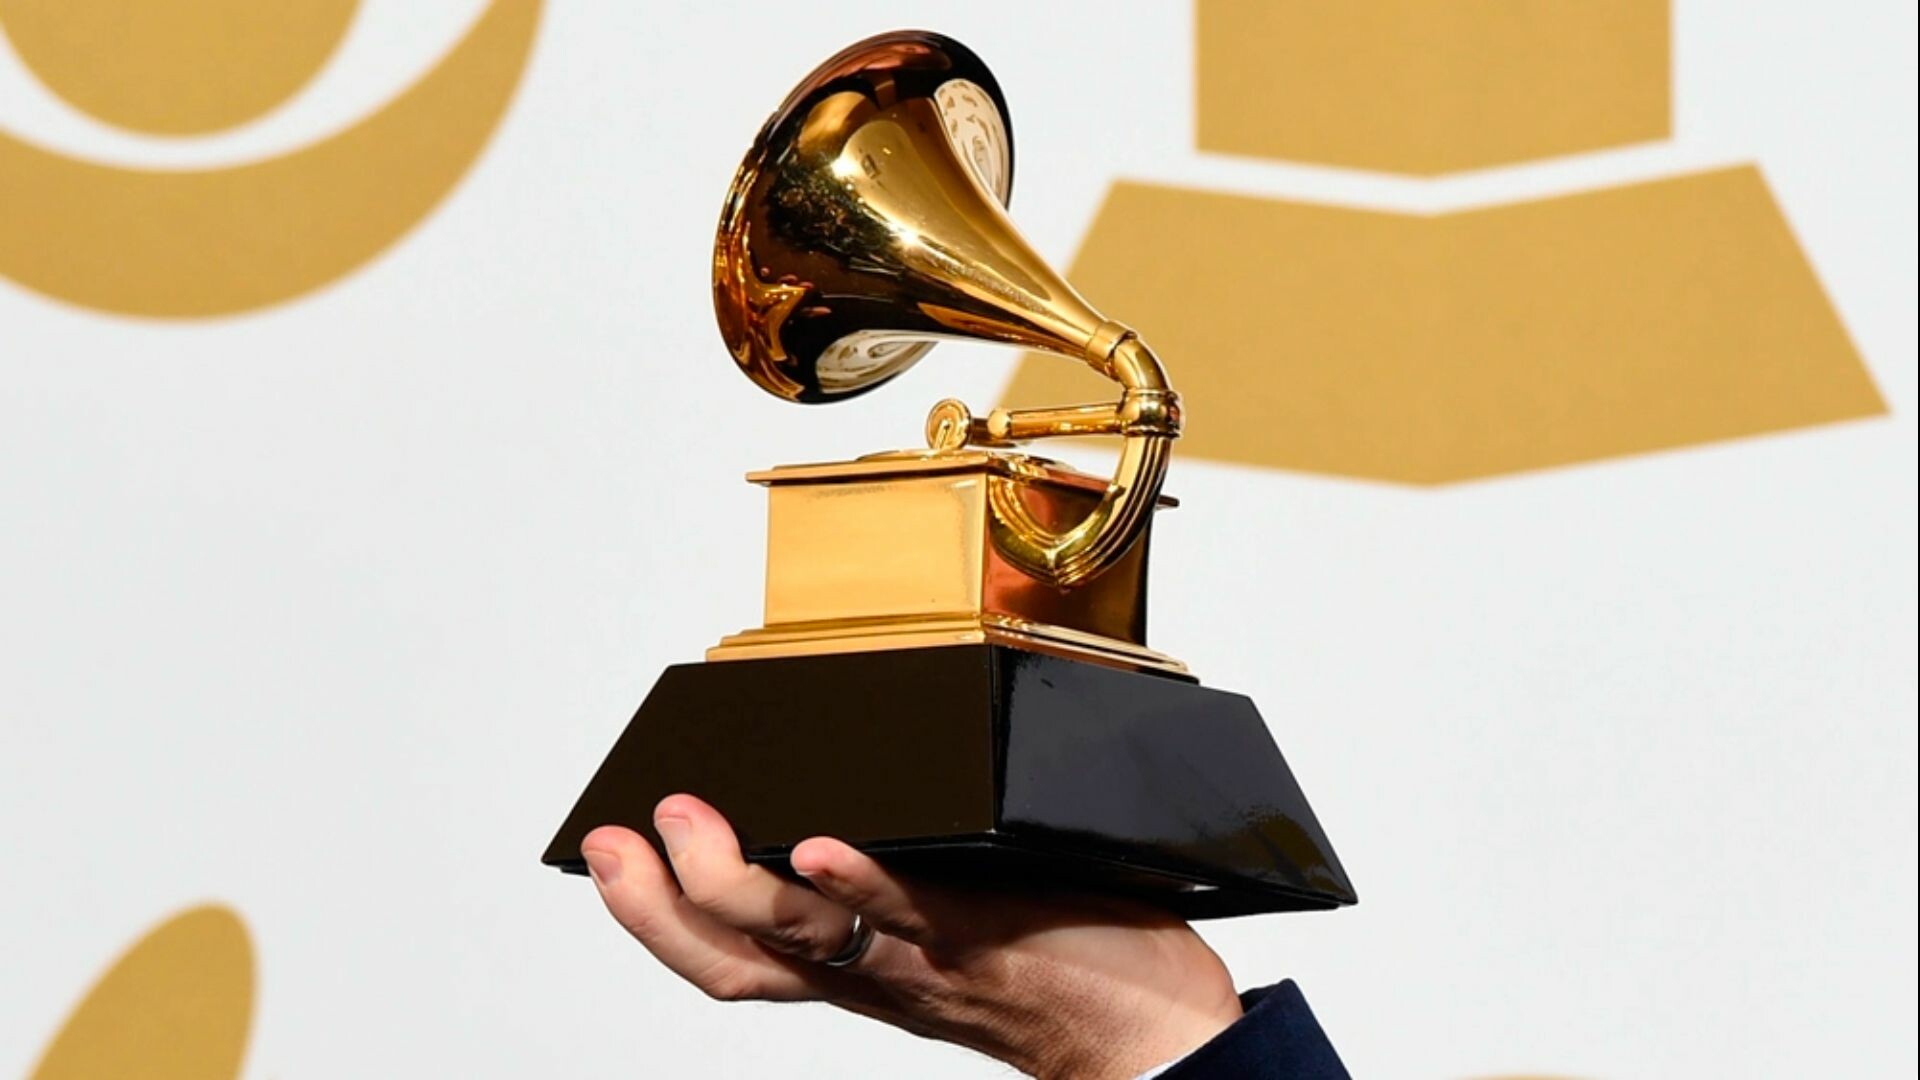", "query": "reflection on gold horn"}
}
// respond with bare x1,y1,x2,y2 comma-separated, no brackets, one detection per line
712,31,1181,588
